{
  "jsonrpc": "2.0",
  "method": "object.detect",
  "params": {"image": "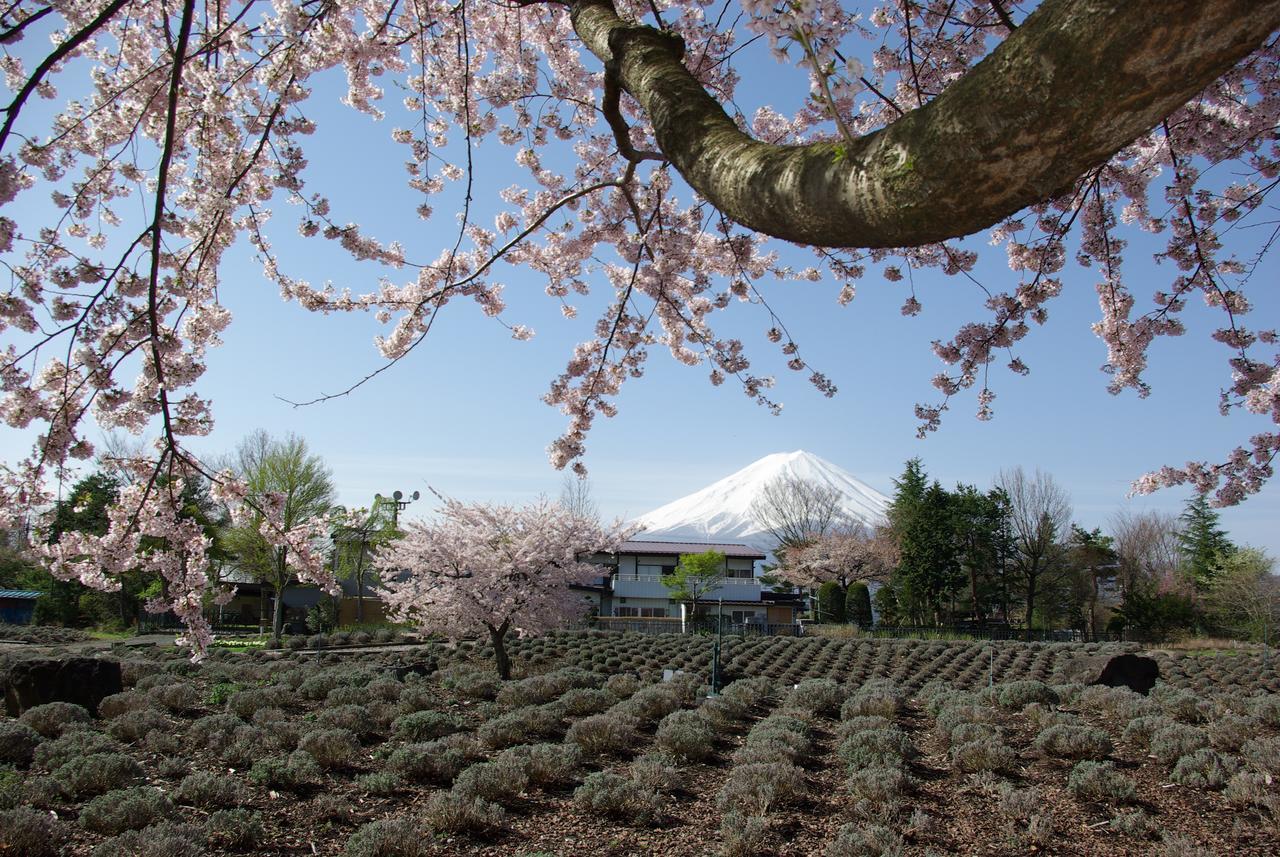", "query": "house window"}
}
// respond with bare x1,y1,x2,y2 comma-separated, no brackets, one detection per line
615,606,667,618
636,564,675,579
730,610,761,624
